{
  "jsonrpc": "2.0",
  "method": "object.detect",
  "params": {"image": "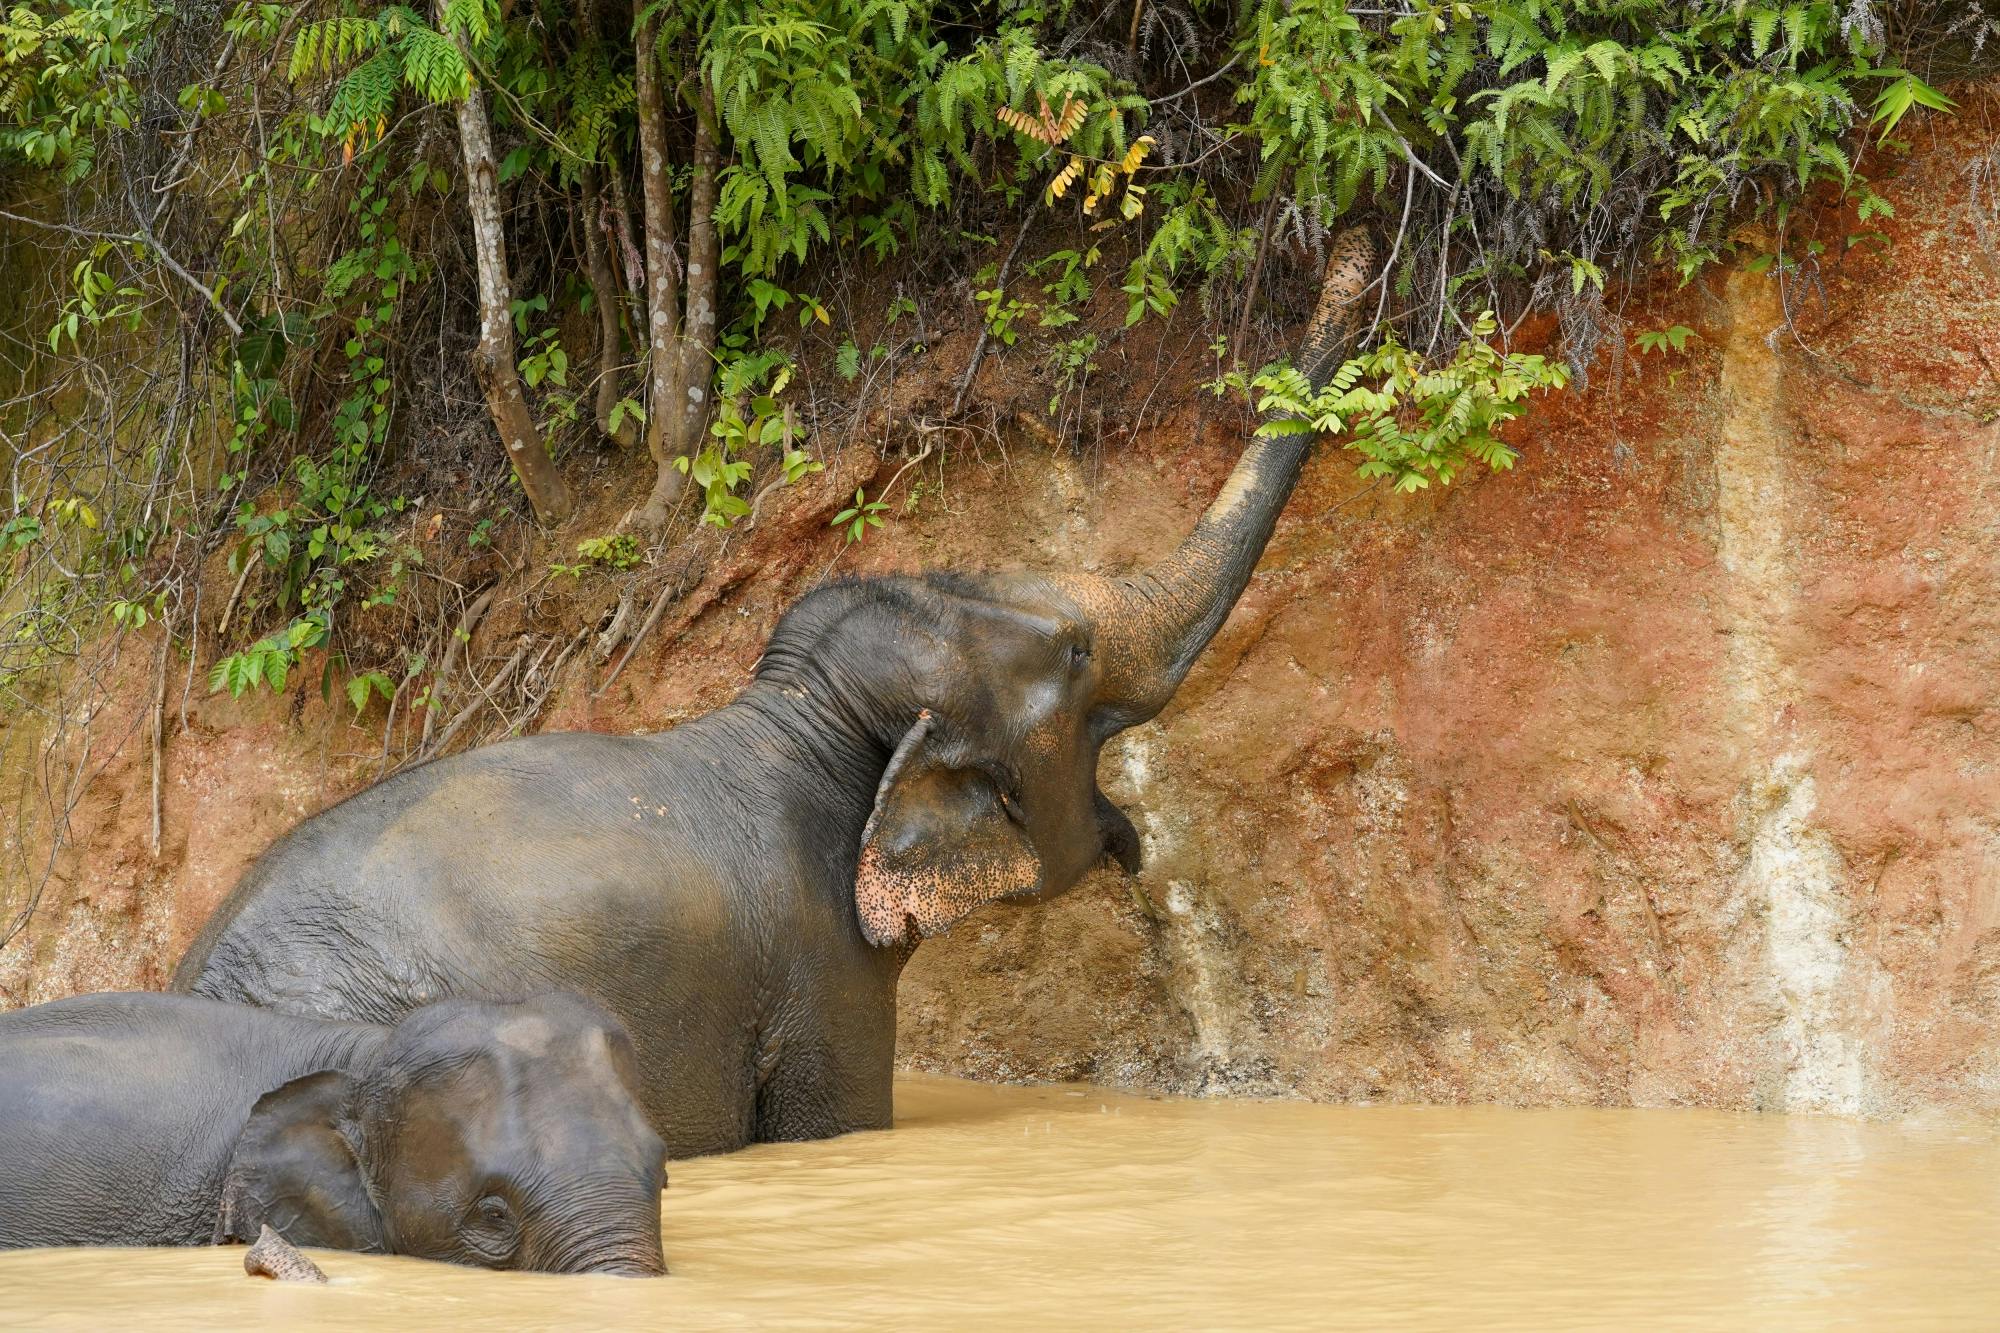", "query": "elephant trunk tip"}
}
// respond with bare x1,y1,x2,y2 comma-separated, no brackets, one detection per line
243,1225,329,1284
